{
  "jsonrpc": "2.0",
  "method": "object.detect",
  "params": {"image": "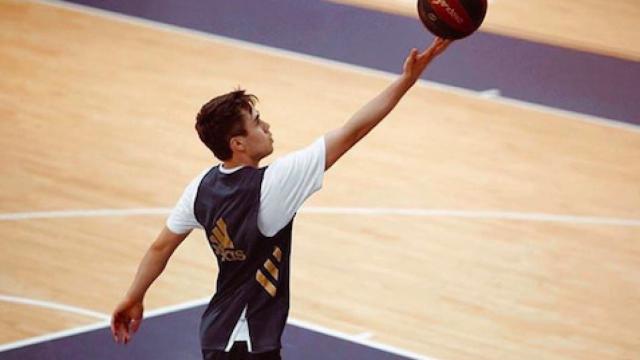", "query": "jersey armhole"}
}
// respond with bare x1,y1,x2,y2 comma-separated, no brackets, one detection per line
193,166,219,228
